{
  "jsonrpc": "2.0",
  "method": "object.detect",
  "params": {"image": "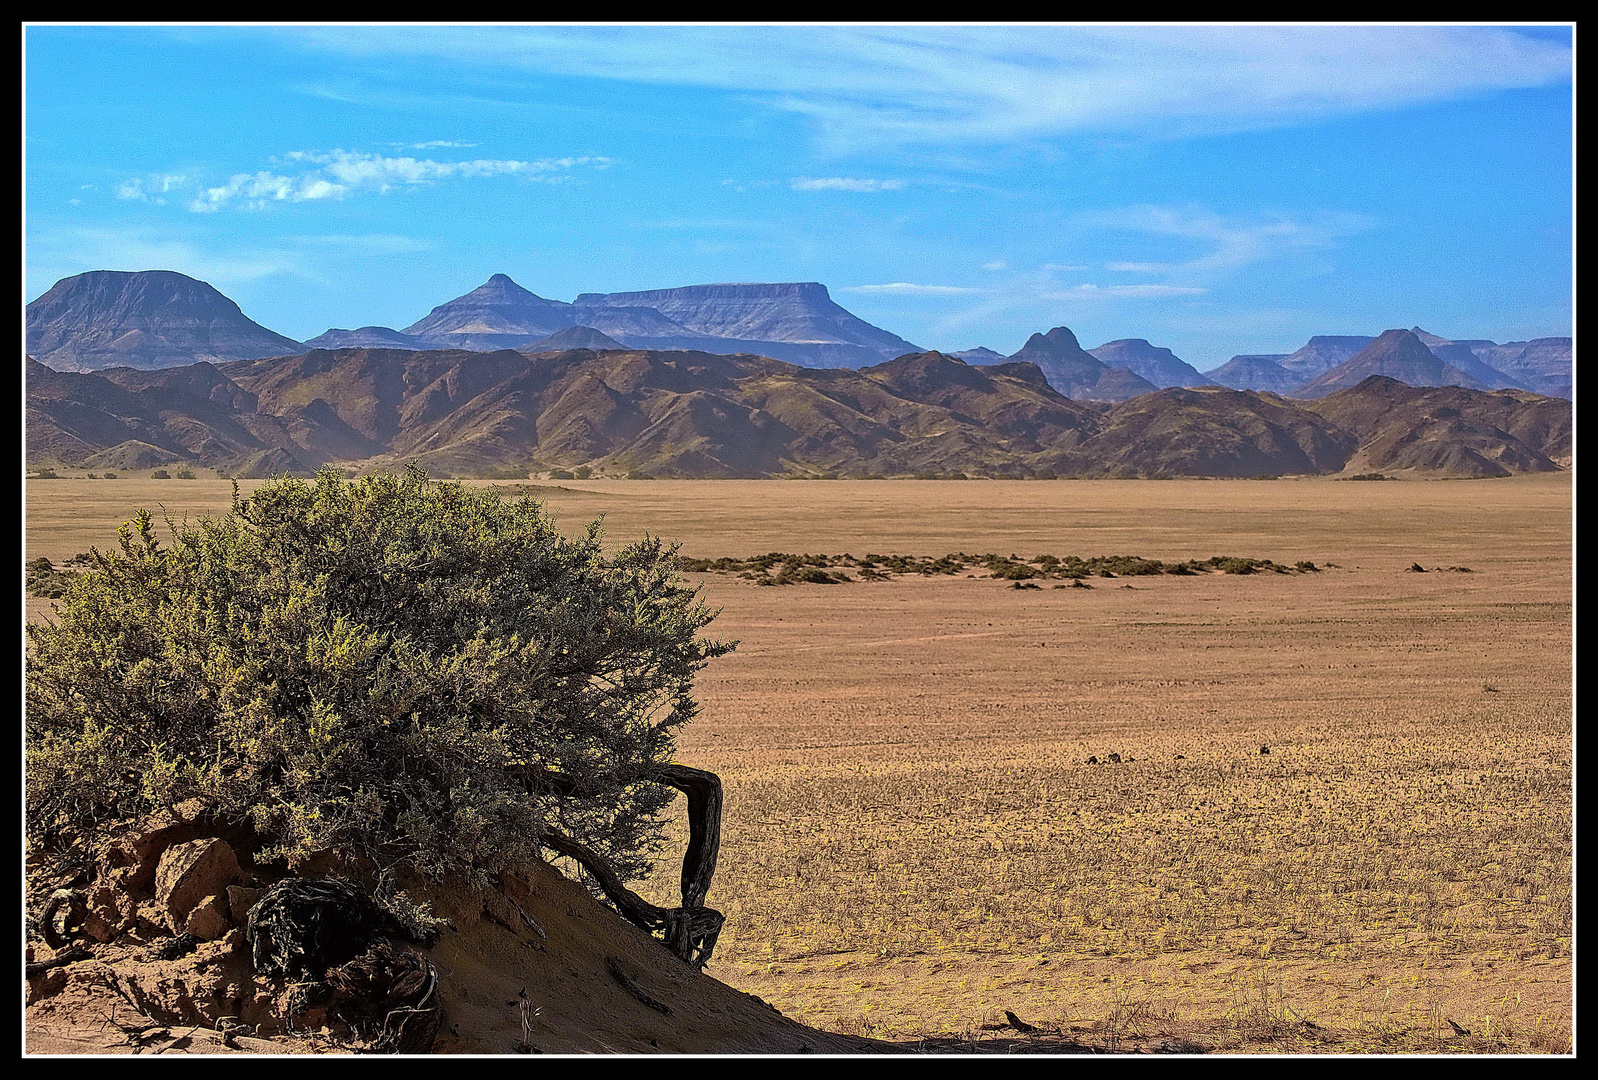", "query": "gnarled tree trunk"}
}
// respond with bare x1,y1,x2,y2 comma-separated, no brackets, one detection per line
523,763,725,968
